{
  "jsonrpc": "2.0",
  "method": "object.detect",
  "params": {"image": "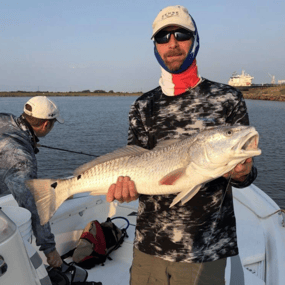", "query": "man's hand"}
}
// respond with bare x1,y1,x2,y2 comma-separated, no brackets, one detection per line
45,249,63,268
107,176,139,203
223,158,253,182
